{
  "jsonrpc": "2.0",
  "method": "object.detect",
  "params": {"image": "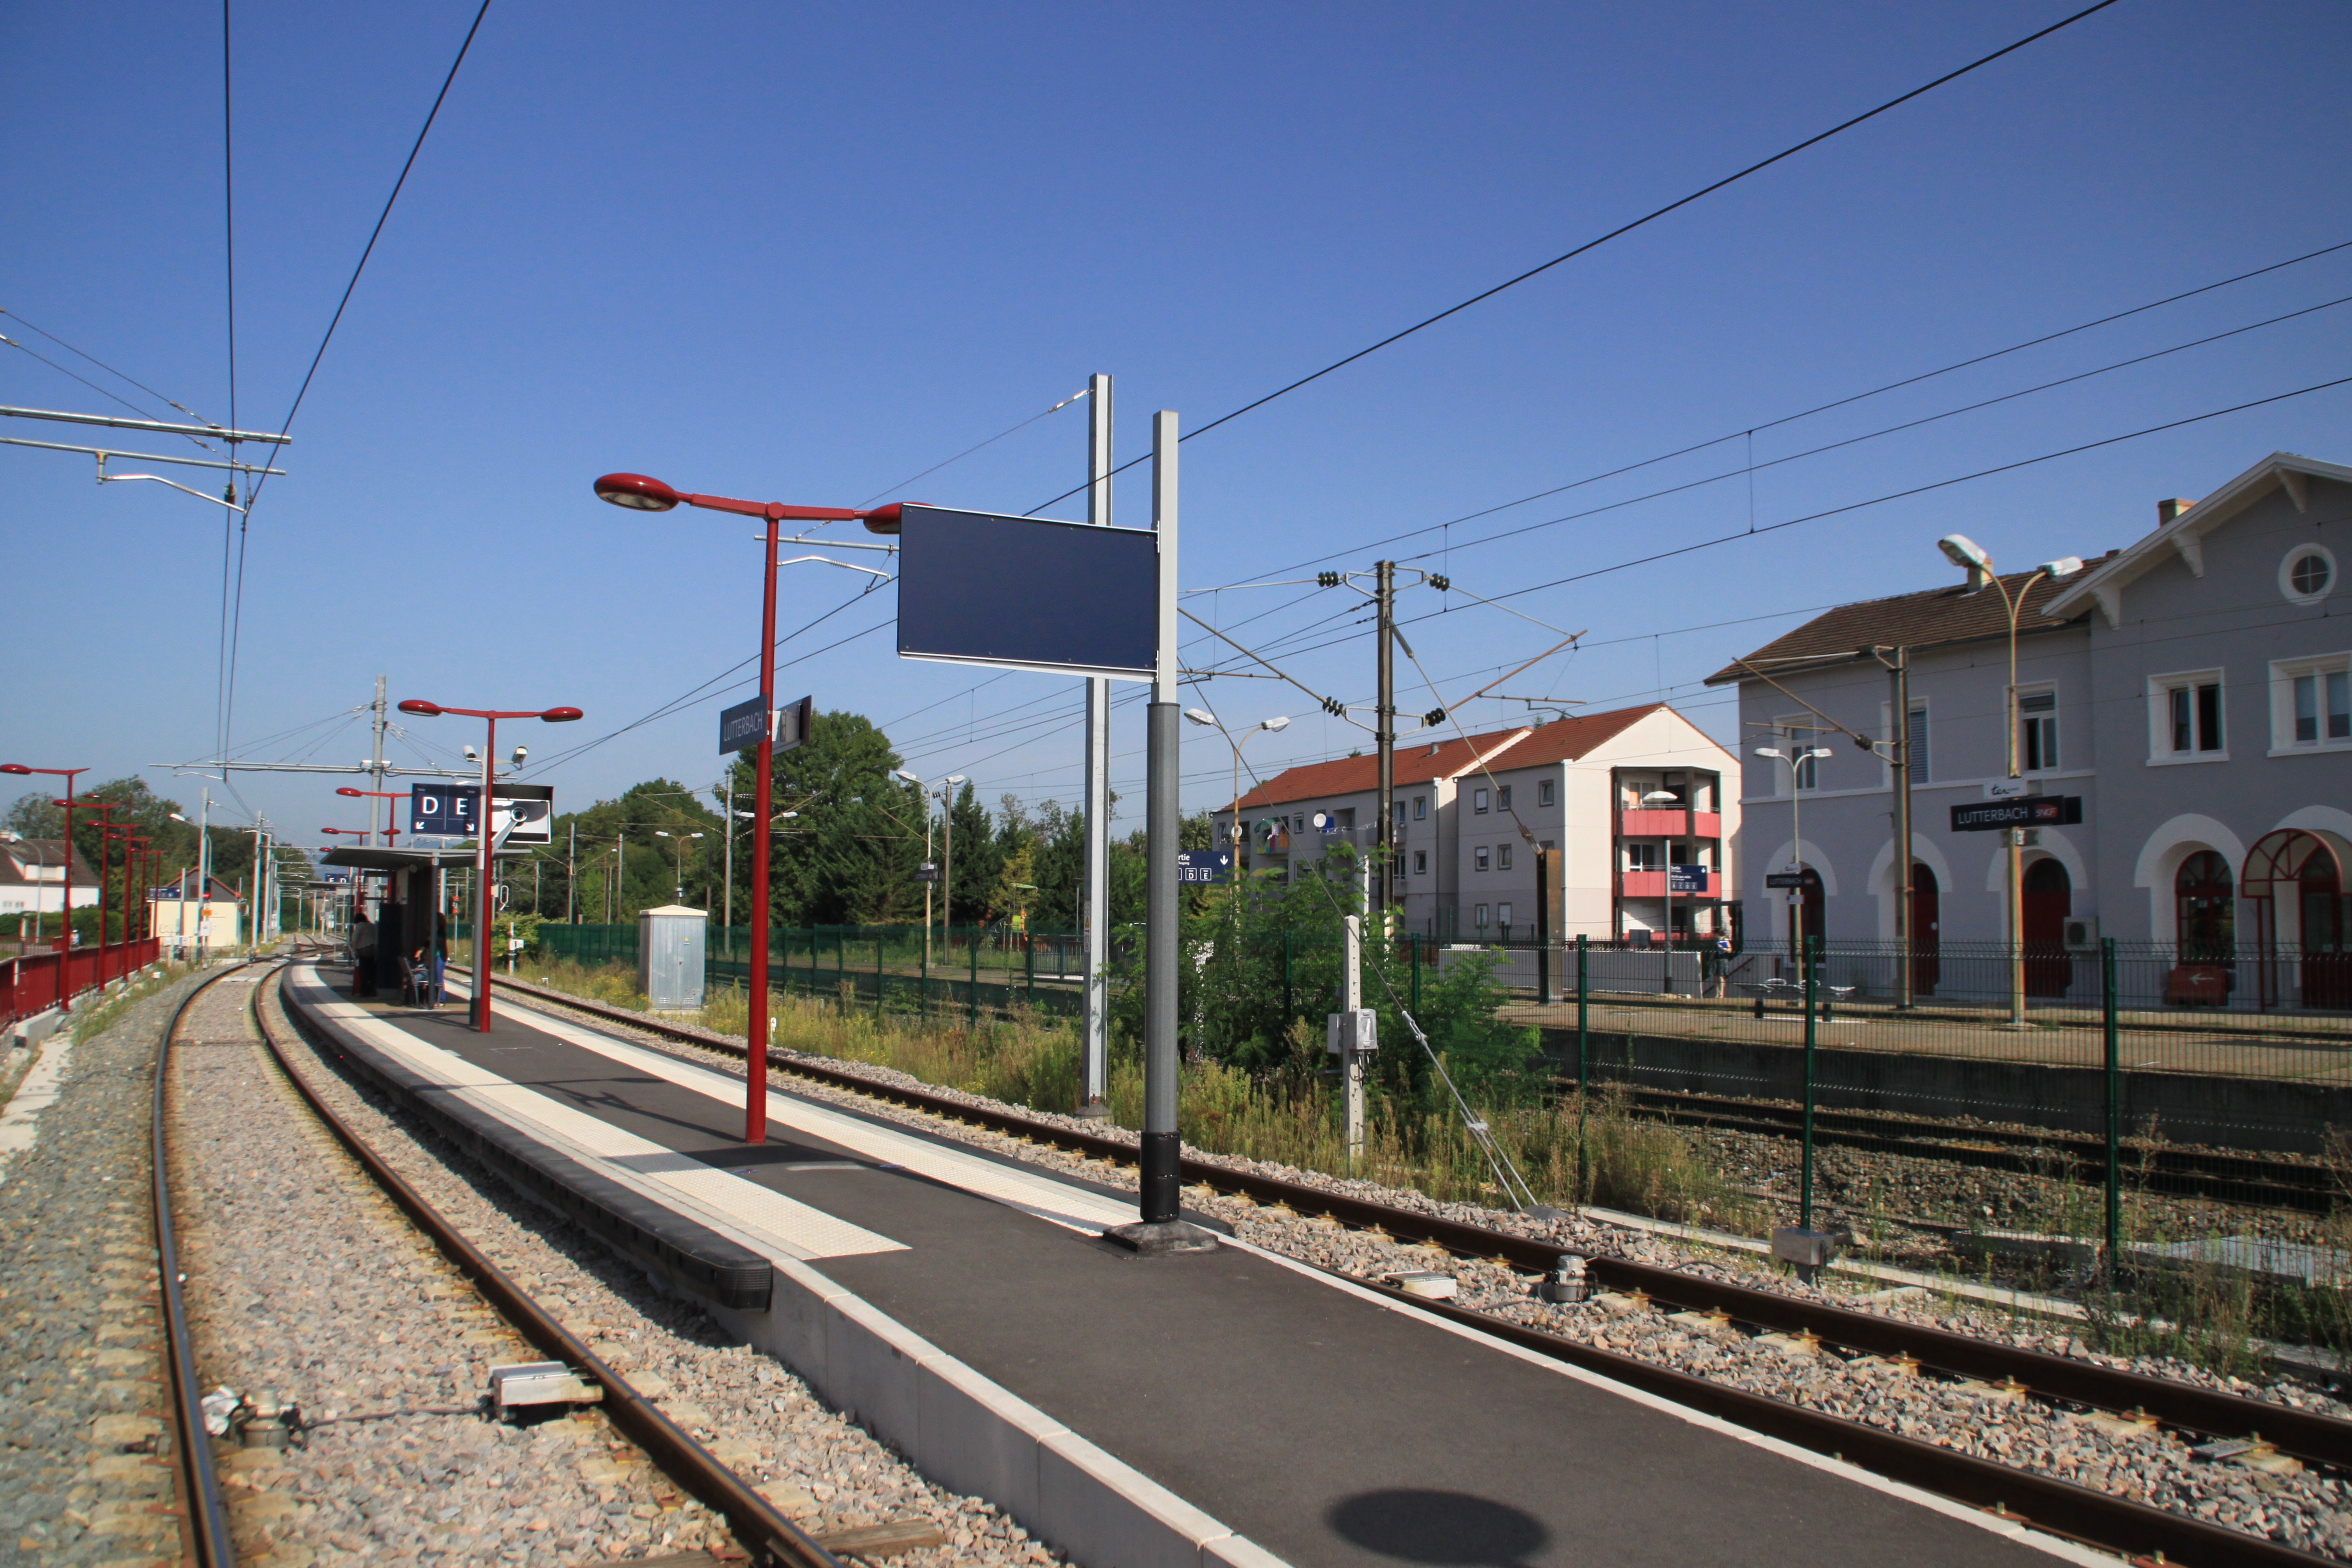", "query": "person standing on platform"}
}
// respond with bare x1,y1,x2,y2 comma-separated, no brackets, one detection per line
350,907,378,998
